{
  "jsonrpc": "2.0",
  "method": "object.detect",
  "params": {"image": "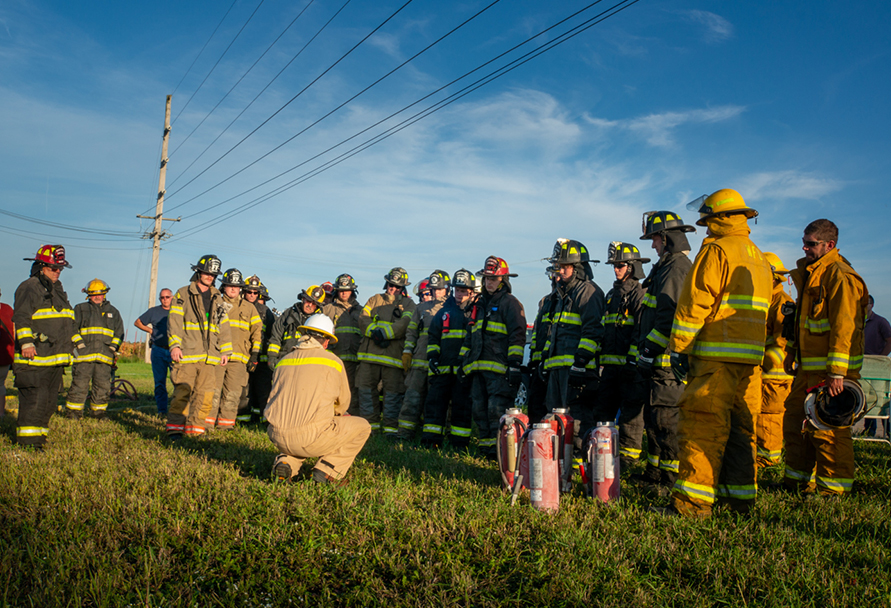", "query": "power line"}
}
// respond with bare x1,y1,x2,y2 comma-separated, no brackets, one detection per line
166,0,504,213
170,0,638,233
0,226,148,251
164,0,416,207
168,0,316,161
172,0,268,126
171,0,240,97
0,209,143,237
158,0,348,206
